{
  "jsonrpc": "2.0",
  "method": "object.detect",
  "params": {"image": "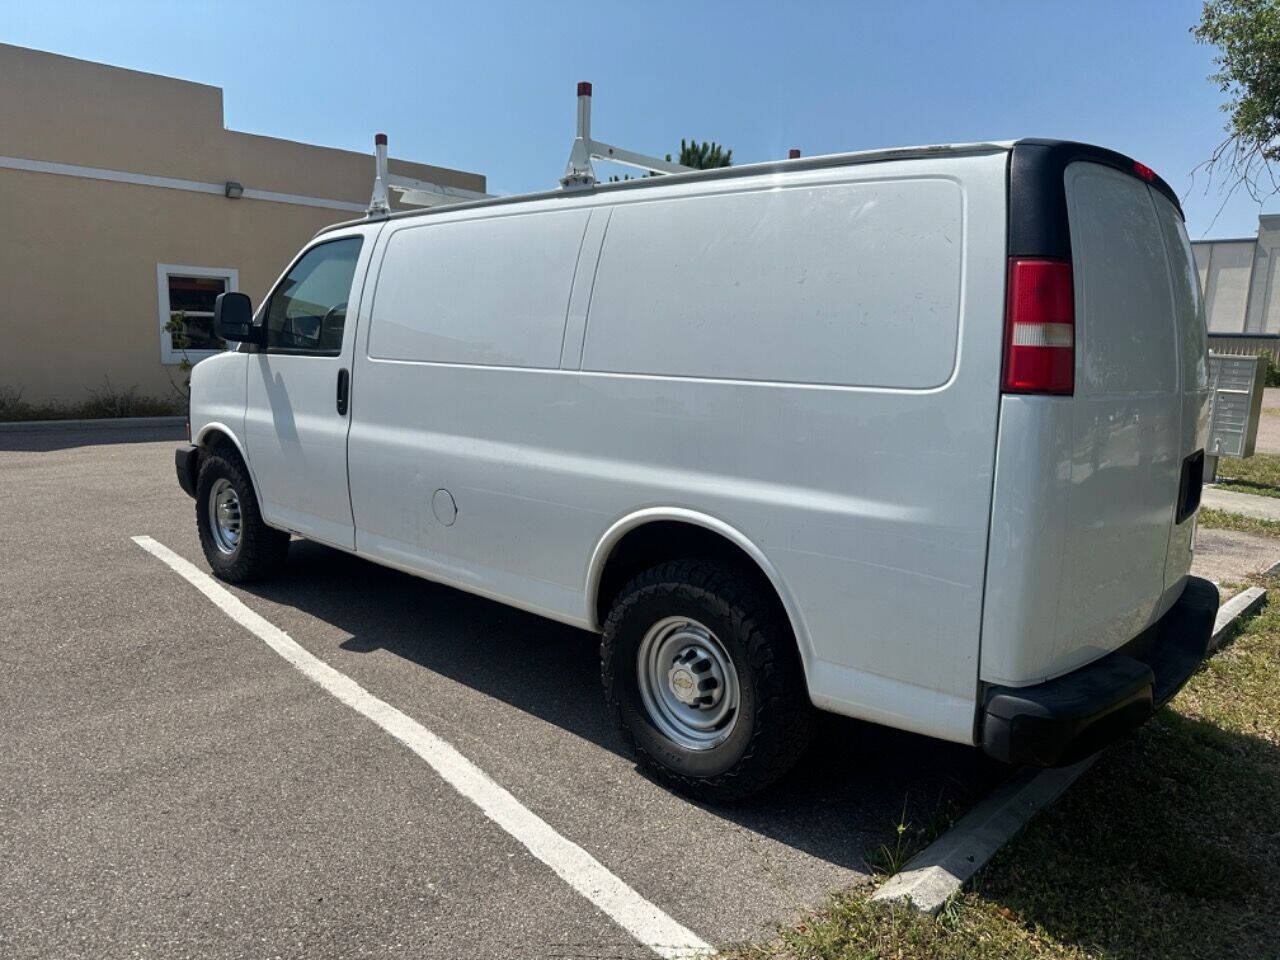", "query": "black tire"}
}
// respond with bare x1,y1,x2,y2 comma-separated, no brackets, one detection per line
601,559,815,803
195,451,289,583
